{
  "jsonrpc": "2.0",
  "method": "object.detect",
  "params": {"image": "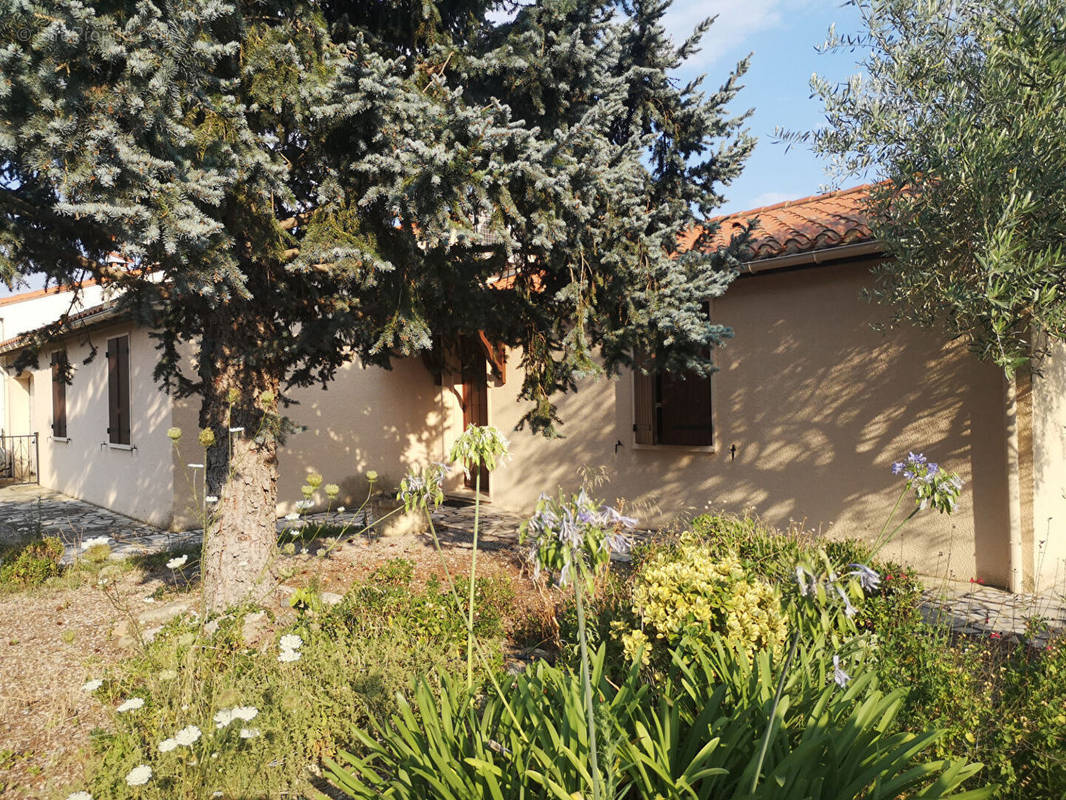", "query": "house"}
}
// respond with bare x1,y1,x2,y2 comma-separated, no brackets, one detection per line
1,185,1063,593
